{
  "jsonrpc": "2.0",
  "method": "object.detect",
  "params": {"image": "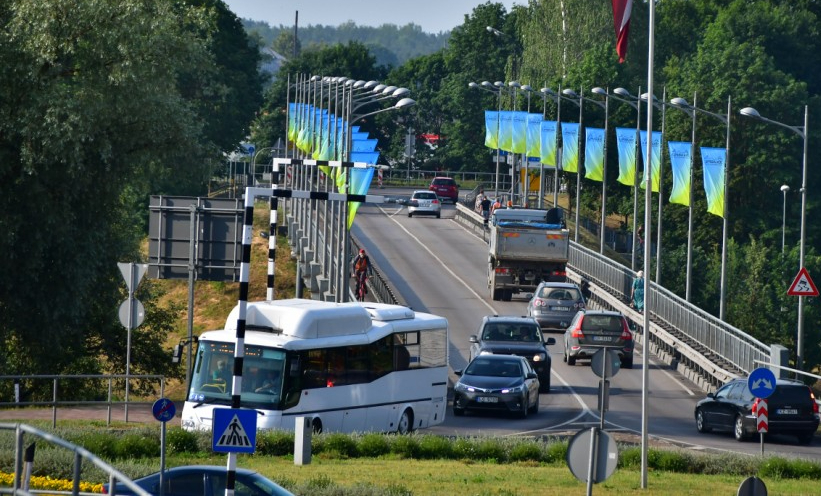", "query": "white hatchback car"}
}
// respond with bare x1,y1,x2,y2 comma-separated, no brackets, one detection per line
408,190,441,218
